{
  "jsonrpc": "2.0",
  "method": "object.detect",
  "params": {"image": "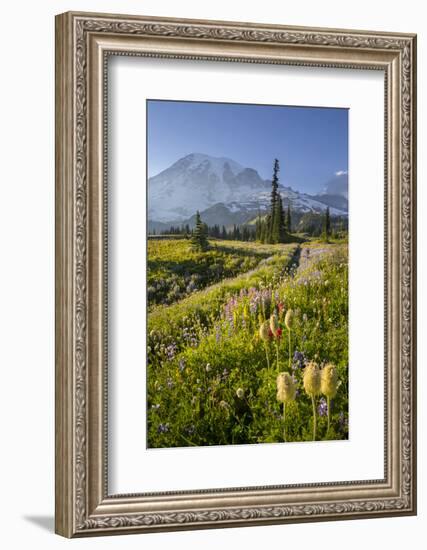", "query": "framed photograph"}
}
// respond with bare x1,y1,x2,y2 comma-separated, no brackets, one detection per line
55,11,417,537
